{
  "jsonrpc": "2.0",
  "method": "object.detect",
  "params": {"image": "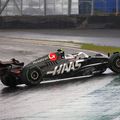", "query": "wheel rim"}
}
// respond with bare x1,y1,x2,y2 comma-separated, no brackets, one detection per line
30,71,39,81
116,58,120,68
